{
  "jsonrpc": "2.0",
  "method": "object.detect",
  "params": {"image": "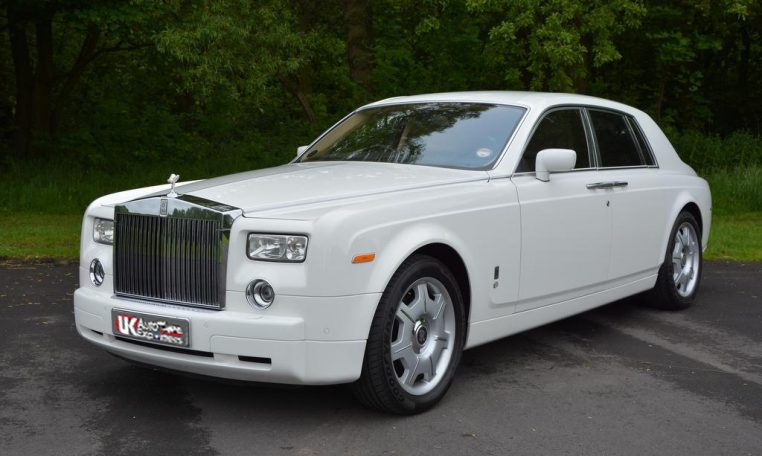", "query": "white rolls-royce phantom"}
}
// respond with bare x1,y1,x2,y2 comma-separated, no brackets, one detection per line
74,92,711,413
